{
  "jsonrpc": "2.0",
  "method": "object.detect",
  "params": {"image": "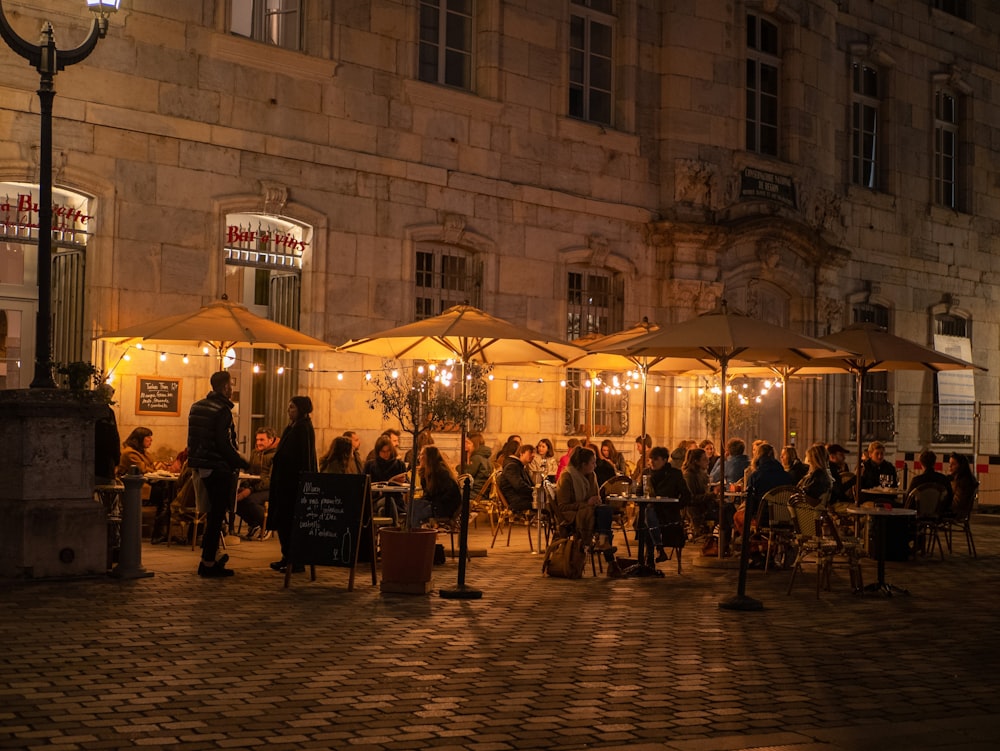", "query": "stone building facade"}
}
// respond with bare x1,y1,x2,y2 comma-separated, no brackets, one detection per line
1,0,997,470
